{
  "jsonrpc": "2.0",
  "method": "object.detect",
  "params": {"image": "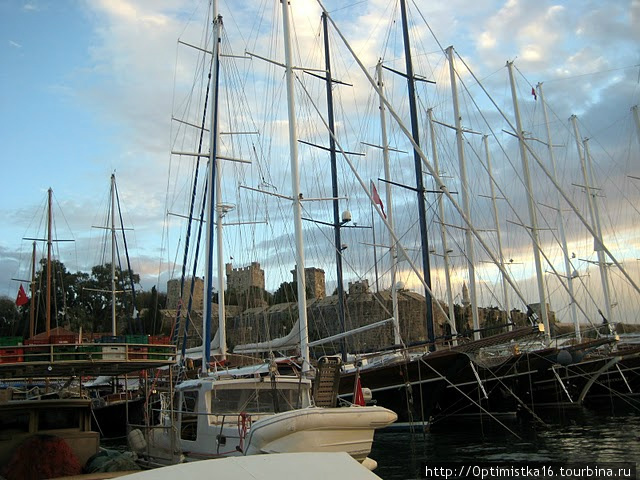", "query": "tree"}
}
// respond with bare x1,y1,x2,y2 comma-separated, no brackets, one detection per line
272,281,297,305
31,259,87,334
79,263,141,334
138,286,167,335
0,296,23,337
29,259,143,336
271,281,313,305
